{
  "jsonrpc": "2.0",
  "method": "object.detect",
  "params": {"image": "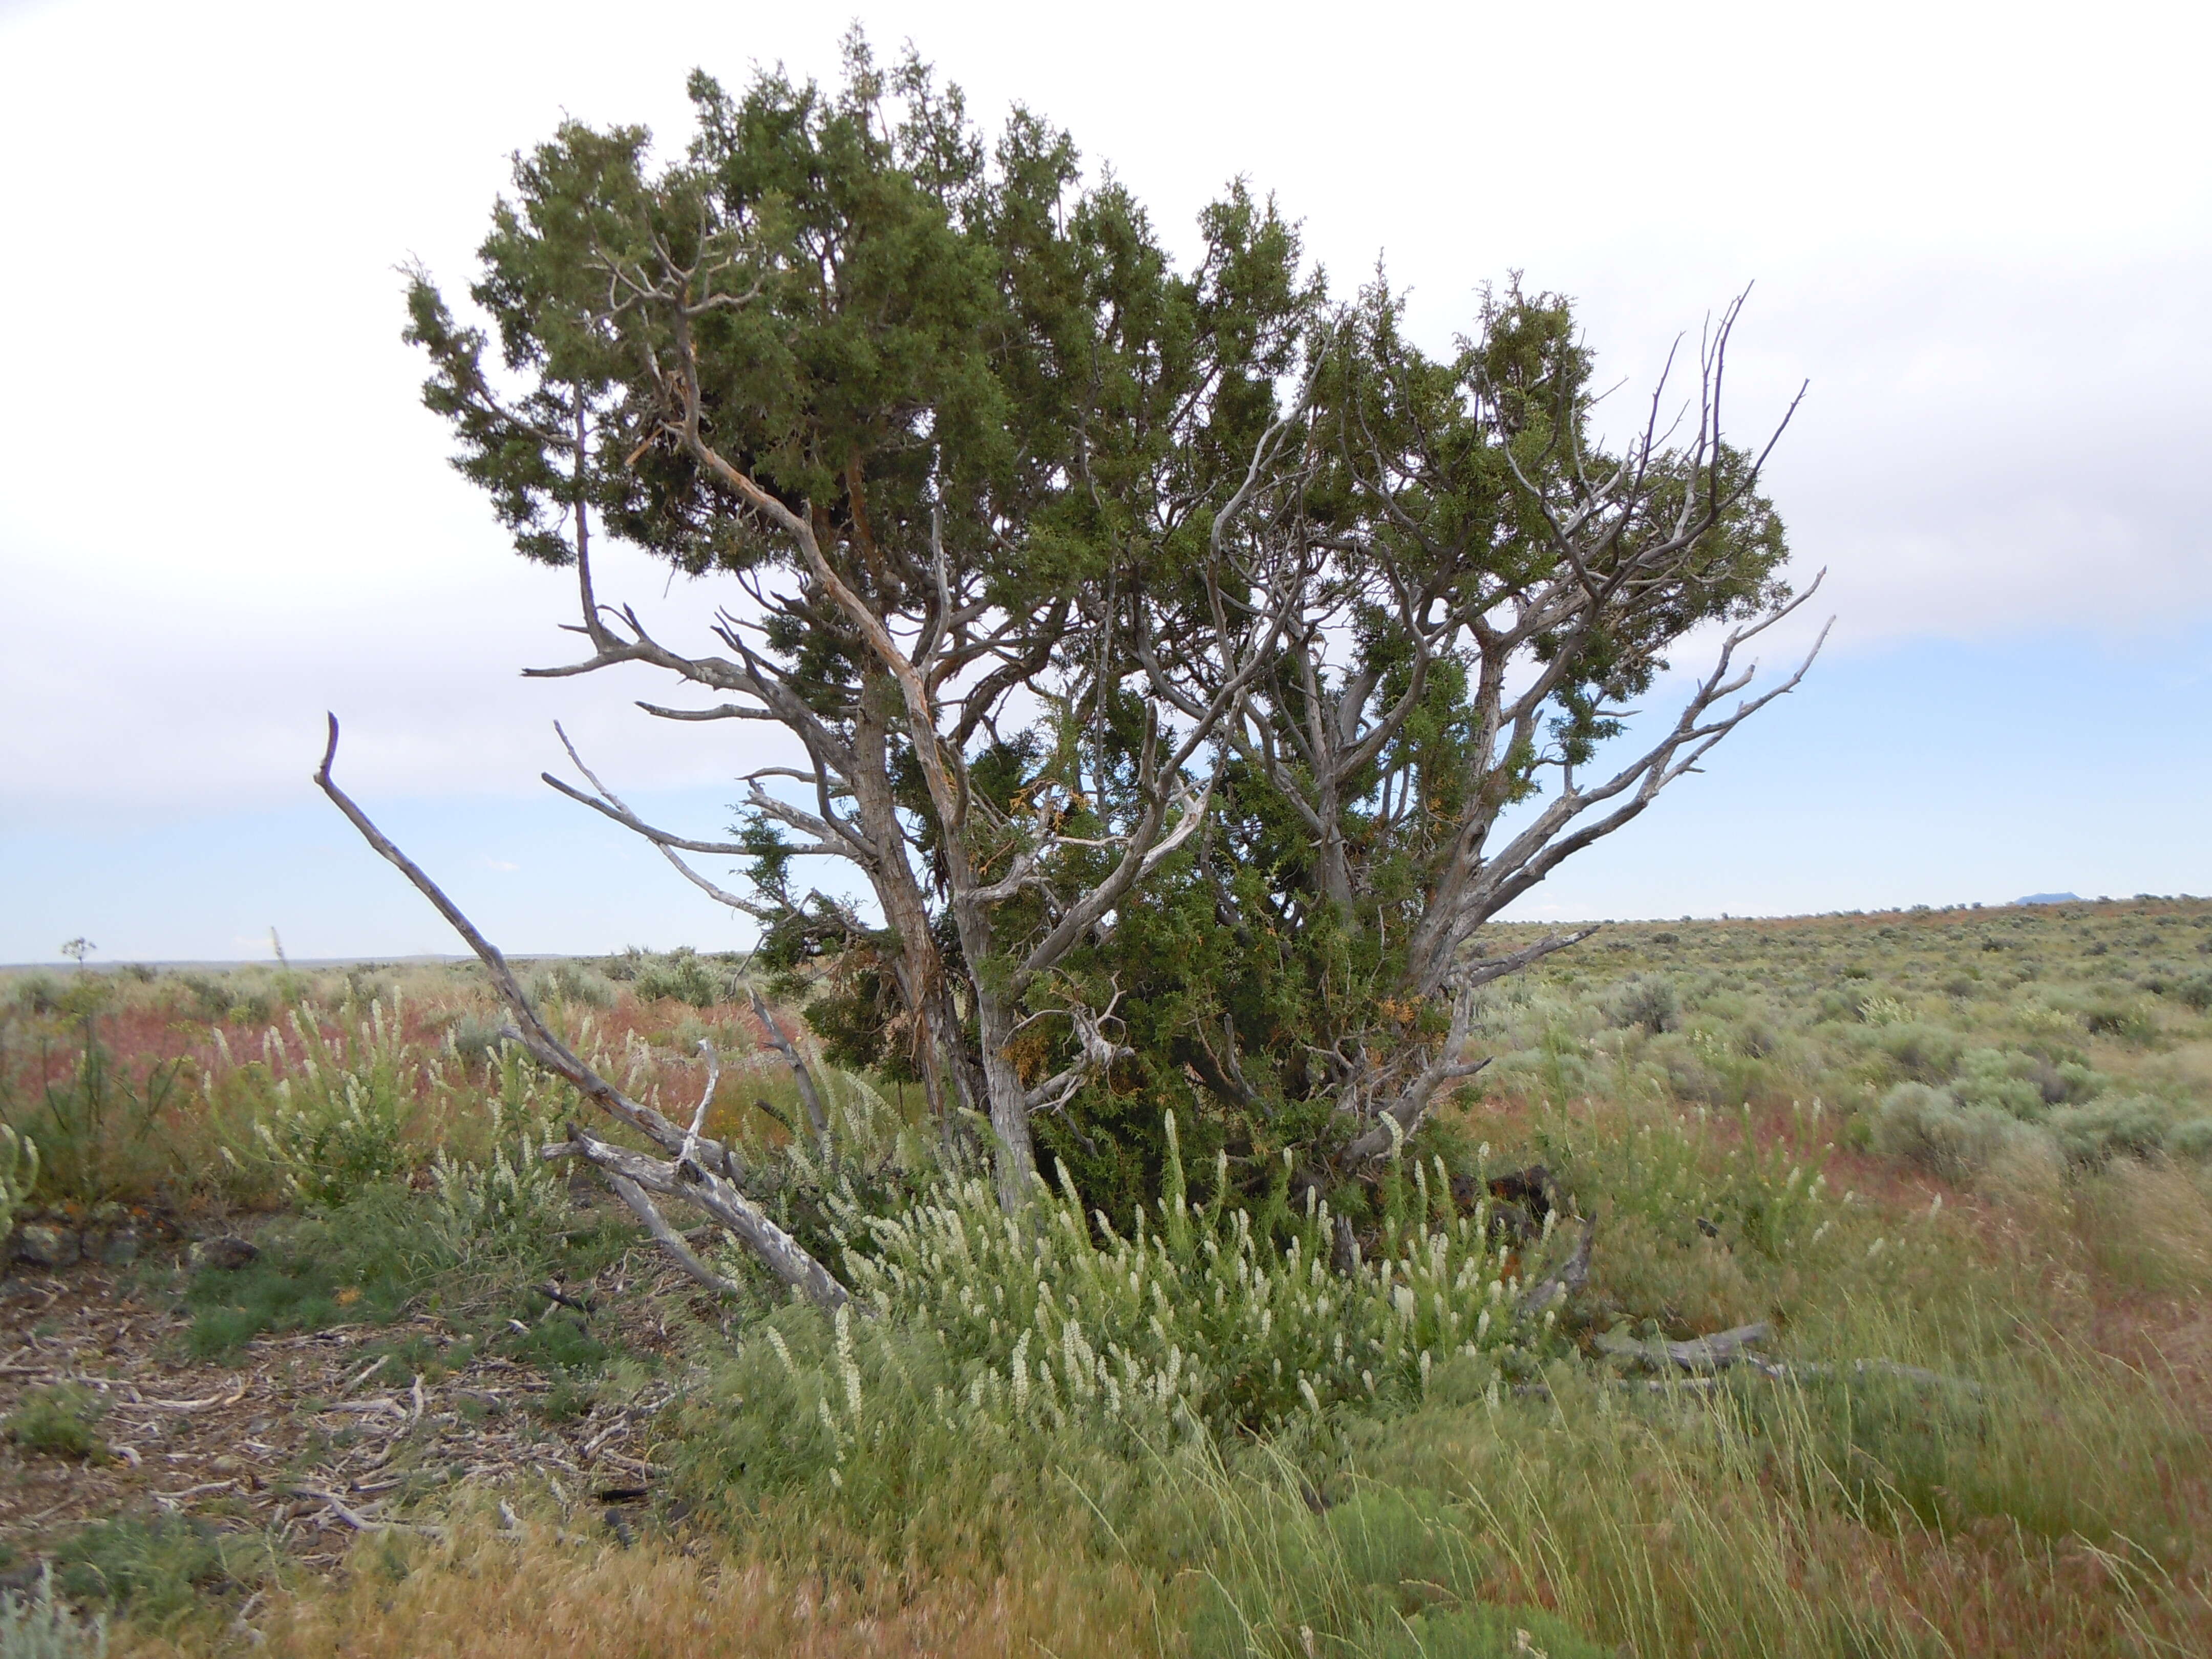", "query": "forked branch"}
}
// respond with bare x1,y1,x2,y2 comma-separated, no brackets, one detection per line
313,714,849,1310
